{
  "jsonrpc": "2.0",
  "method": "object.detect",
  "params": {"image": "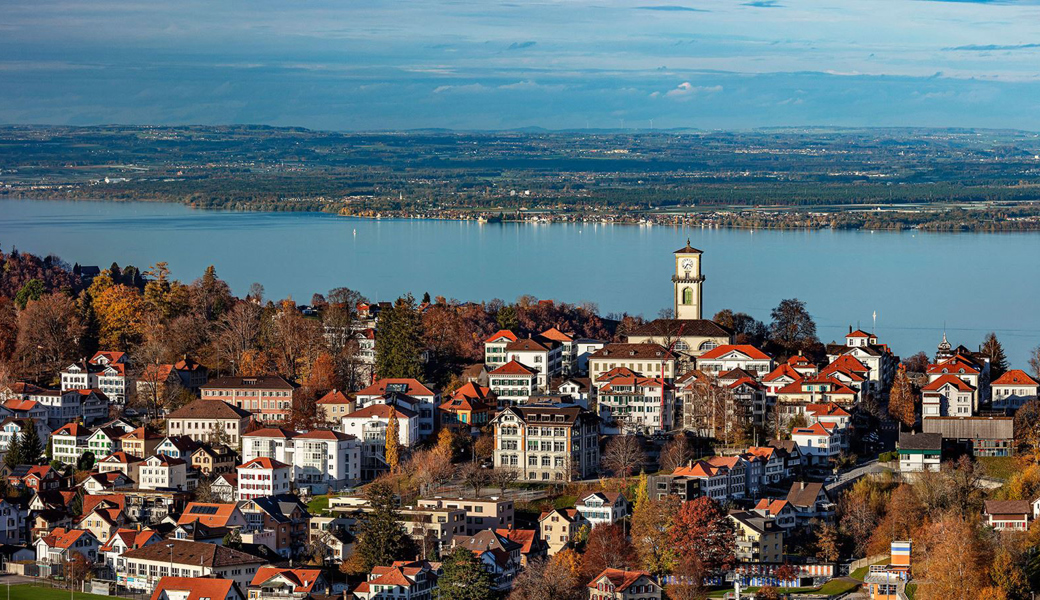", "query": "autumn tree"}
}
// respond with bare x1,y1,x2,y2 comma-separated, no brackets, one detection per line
602,435,645,478
581,523,637,581
93,283,147,349
460,462,491,497
768,298,818,356
15,293,83,381
917,513,988,600
980,332,1009,380
439,547,496,600
669,497,735,576
660,434,696,472
509,556,584,600
267,299,323,382
216,302,262,374
888,364,916,430
14,279,44,310
385,409,401,473
815,522,841,562
408,447,455,496
990,546,1029,600
631,495,679,577
375,295,425,380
